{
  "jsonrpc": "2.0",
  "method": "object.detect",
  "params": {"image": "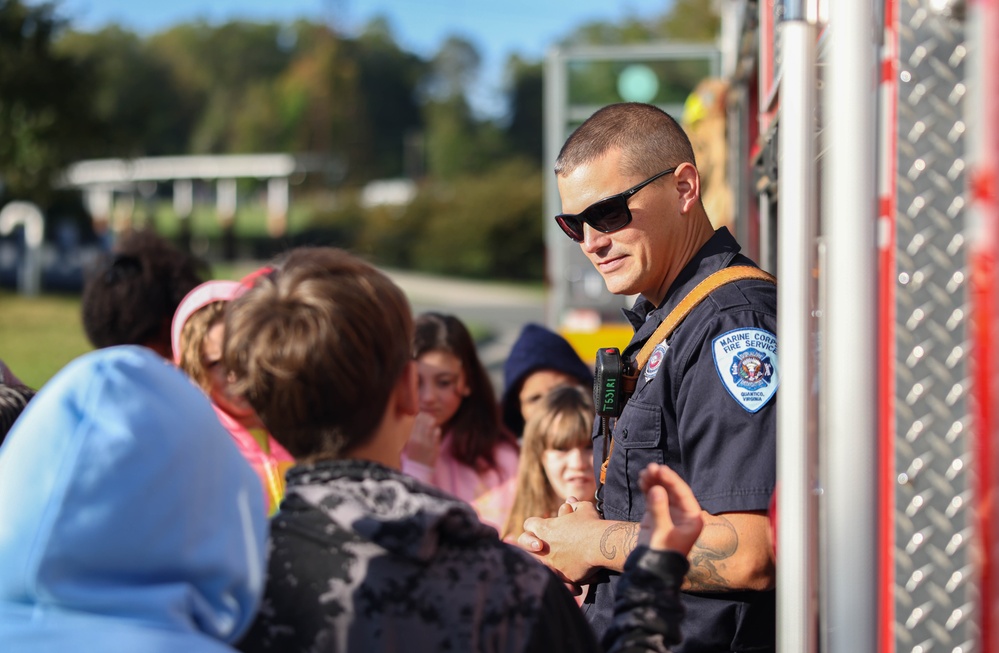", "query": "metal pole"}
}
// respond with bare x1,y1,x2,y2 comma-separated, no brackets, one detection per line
776,1,819,651
543,48,568,328
964,0,999,648
822,0,879,651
